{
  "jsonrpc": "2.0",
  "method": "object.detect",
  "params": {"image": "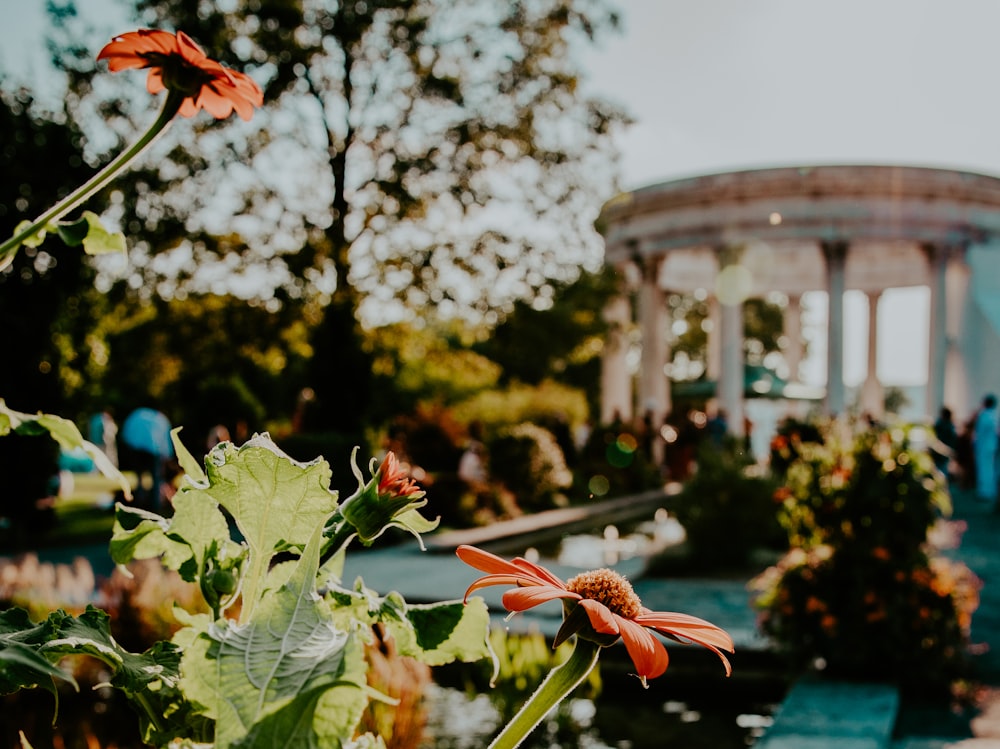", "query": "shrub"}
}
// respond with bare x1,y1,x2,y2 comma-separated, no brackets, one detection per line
488,423,572,512
752,423,980,692
453,380,588,436
671,439,782,568
575,421,663,499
